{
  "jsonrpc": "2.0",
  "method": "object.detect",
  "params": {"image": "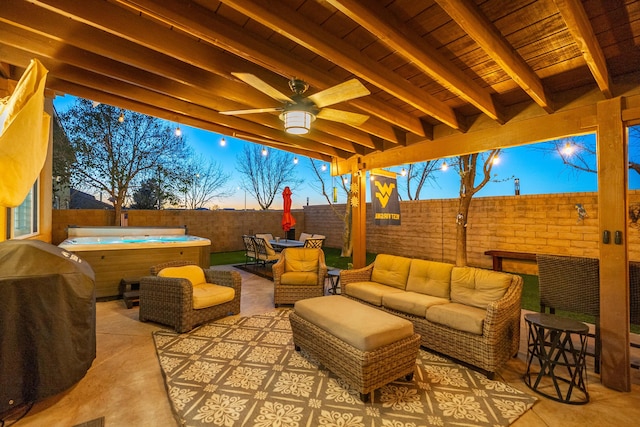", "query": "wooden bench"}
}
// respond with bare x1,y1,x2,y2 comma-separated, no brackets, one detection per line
484,250,537,271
